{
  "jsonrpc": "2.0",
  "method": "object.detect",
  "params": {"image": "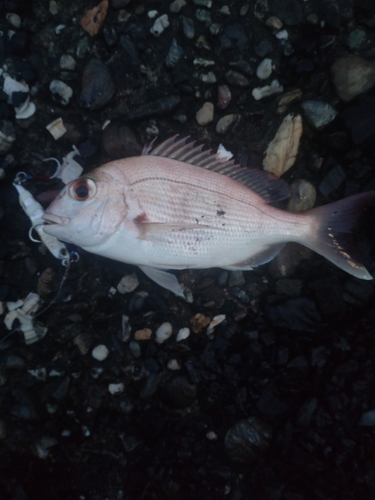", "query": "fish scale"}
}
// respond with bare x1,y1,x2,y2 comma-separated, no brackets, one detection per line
42,136,374,297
